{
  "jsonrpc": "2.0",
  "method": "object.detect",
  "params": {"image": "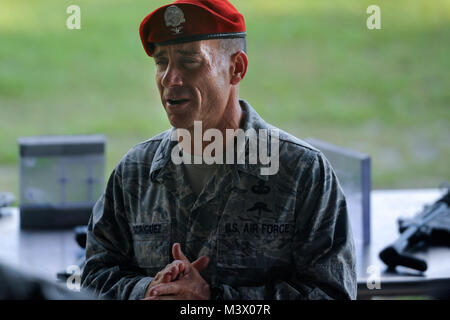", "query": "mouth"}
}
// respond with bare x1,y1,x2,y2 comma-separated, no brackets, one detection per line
166,98,190,107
